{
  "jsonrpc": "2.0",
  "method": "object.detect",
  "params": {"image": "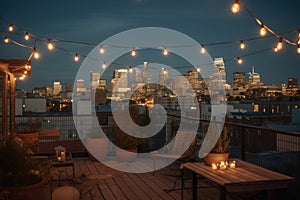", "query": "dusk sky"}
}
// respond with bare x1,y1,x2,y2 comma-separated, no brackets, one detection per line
1,0,300,91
